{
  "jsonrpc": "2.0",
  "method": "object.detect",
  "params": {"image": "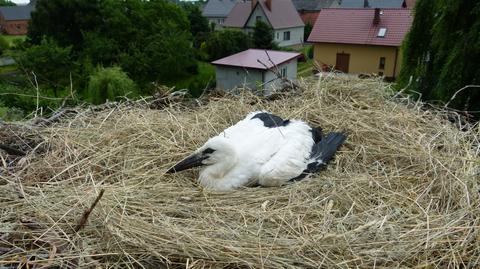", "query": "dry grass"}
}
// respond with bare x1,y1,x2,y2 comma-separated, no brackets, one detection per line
1,76,479,268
